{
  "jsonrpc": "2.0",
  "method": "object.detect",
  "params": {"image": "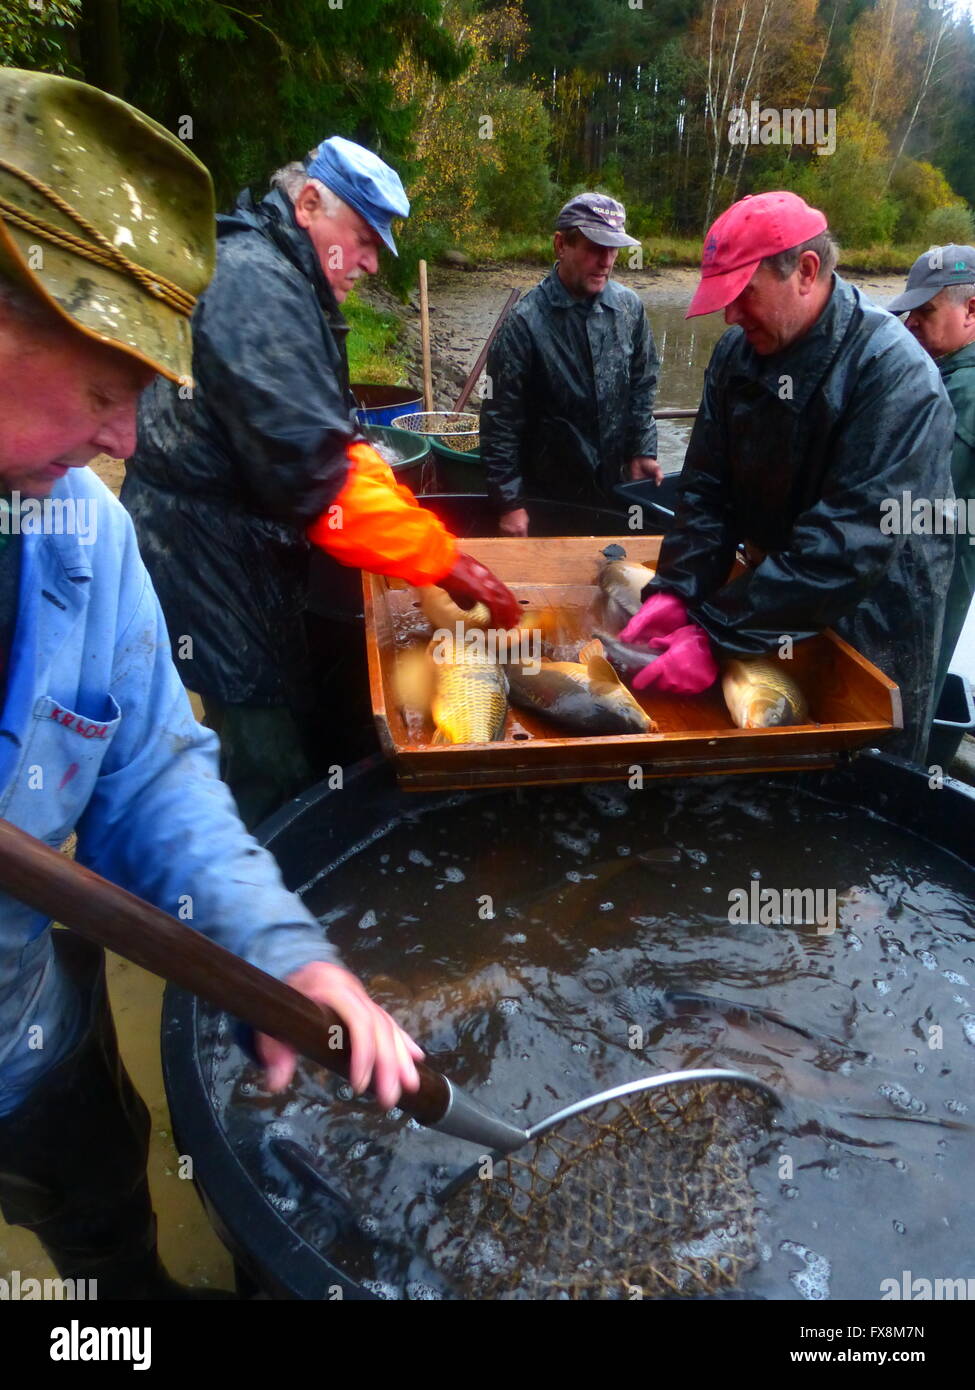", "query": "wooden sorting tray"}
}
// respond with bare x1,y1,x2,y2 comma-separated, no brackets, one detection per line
363,537,901,790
